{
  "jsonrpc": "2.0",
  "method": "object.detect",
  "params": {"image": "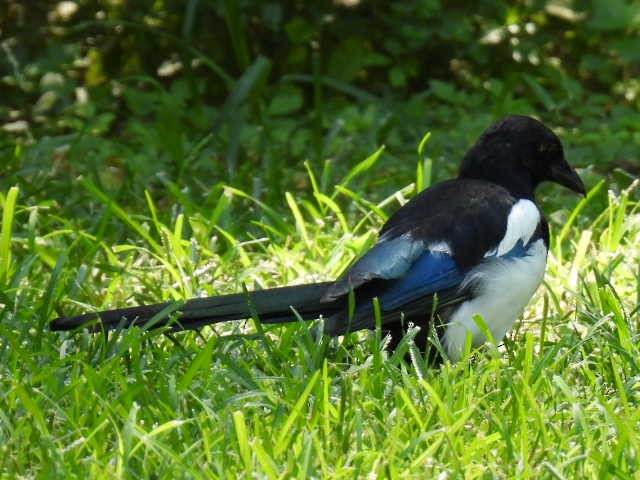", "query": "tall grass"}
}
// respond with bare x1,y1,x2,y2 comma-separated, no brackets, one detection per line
1,149,638,477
